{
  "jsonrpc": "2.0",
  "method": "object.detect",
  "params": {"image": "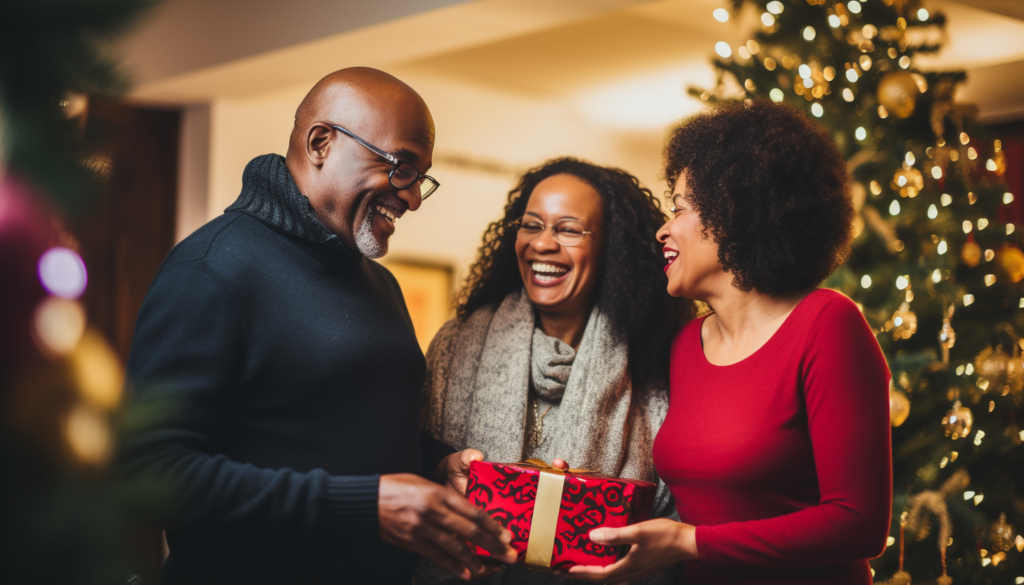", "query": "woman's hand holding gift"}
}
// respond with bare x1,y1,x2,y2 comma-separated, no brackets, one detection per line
567,518,698,583
434,448,486,494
